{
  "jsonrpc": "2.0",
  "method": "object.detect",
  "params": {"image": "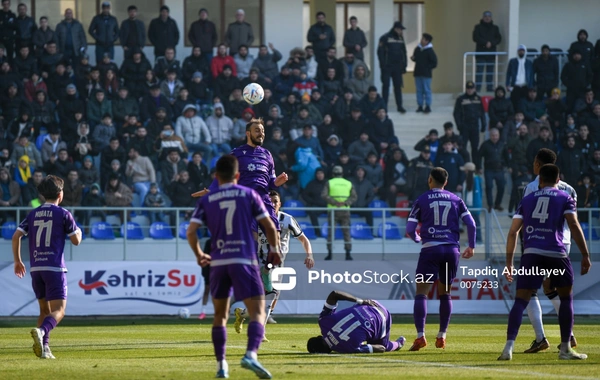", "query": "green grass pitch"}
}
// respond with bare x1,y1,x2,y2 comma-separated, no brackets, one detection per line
1,316,600,379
